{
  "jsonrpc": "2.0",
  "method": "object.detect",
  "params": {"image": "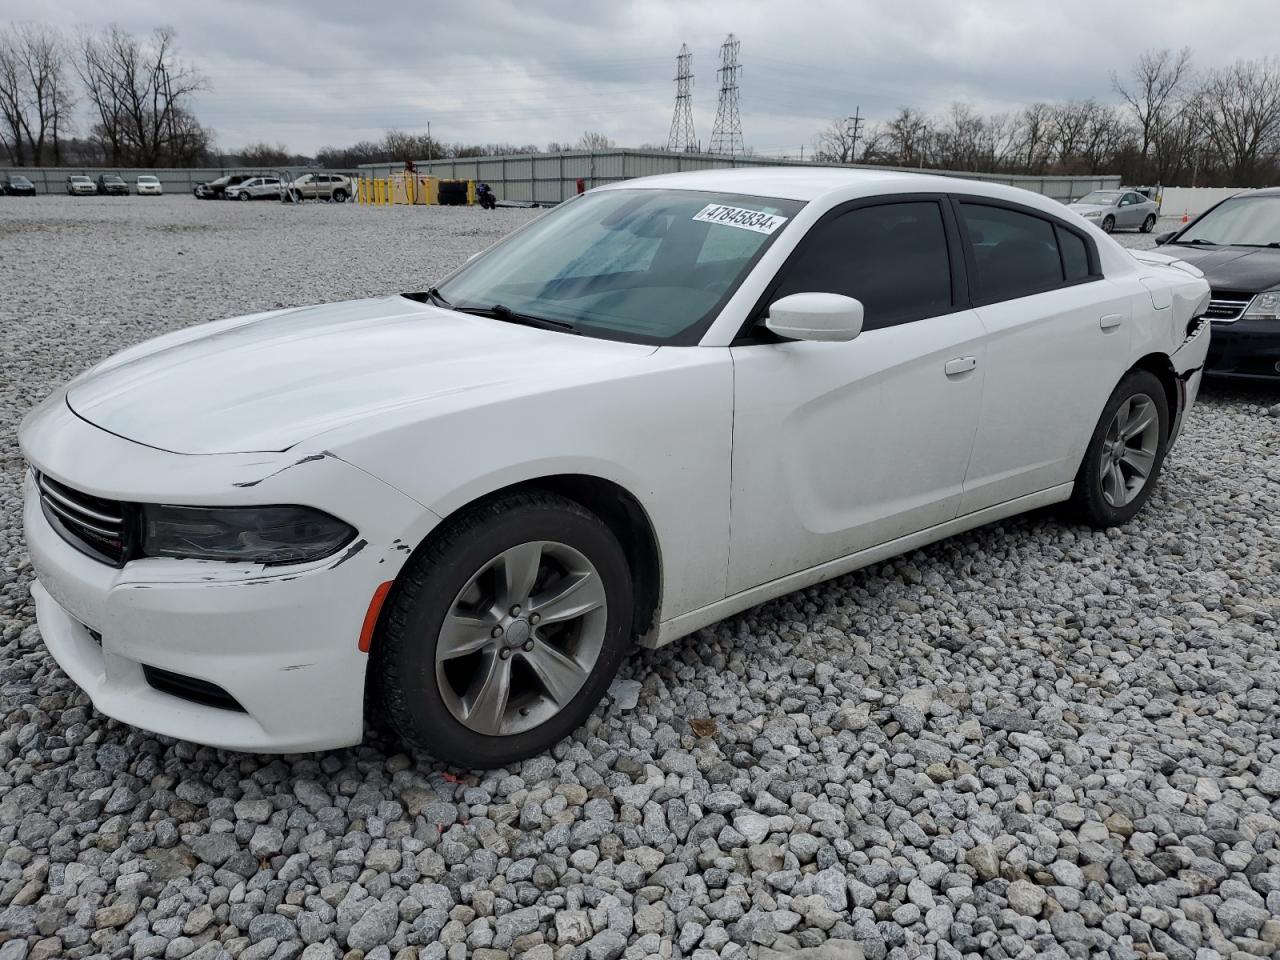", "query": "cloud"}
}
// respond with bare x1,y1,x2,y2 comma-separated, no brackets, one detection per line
17,0,1278,155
